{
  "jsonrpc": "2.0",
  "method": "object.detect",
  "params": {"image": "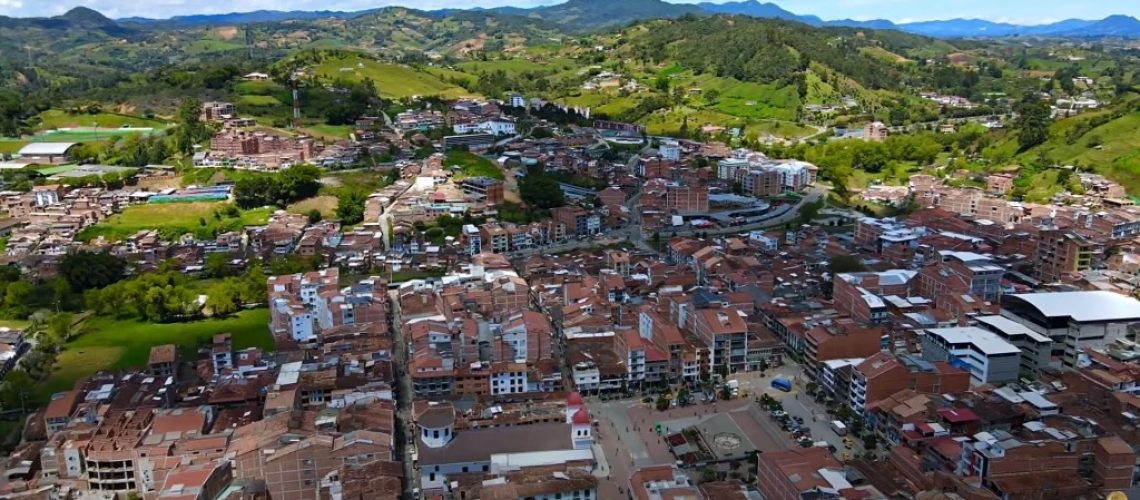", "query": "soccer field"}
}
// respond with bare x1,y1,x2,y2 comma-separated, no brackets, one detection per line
31,127,157,142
